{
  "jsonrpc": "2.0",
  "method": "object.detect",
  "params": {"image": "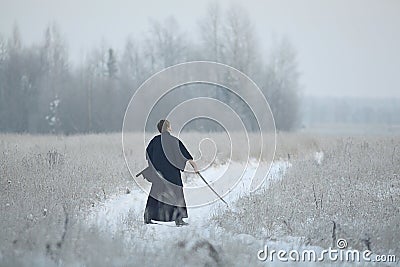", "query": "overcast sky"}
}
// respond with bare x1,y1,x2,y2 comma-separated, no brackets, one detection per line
0,0,399,98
